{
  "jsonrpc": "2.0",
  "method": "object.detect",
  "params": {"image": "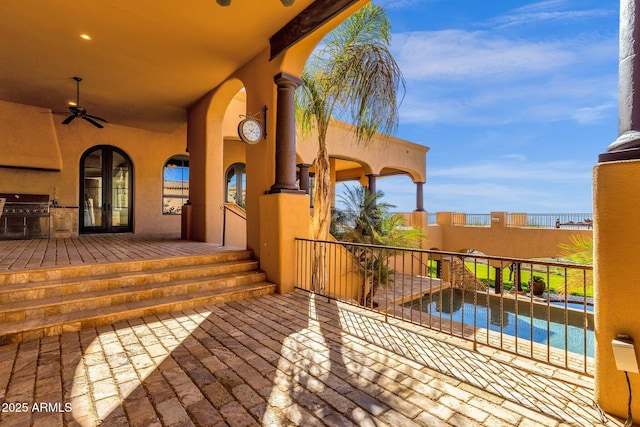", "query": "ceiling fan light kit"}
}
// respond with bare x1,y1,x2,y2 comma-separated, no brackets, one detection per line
62,76,108,128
